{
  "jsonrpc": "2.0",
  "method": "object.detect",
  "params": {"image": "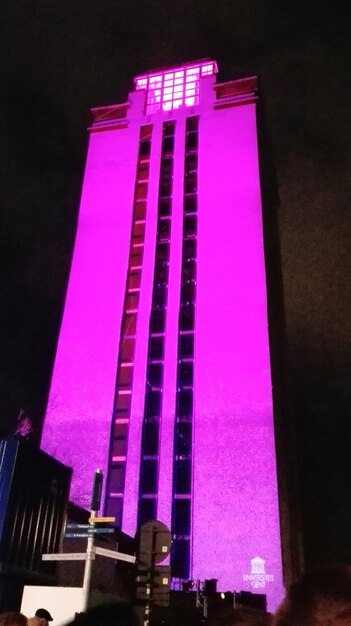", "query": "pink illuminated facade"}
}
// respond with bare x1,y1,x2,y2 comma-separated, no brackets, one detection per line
41,60,284,609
